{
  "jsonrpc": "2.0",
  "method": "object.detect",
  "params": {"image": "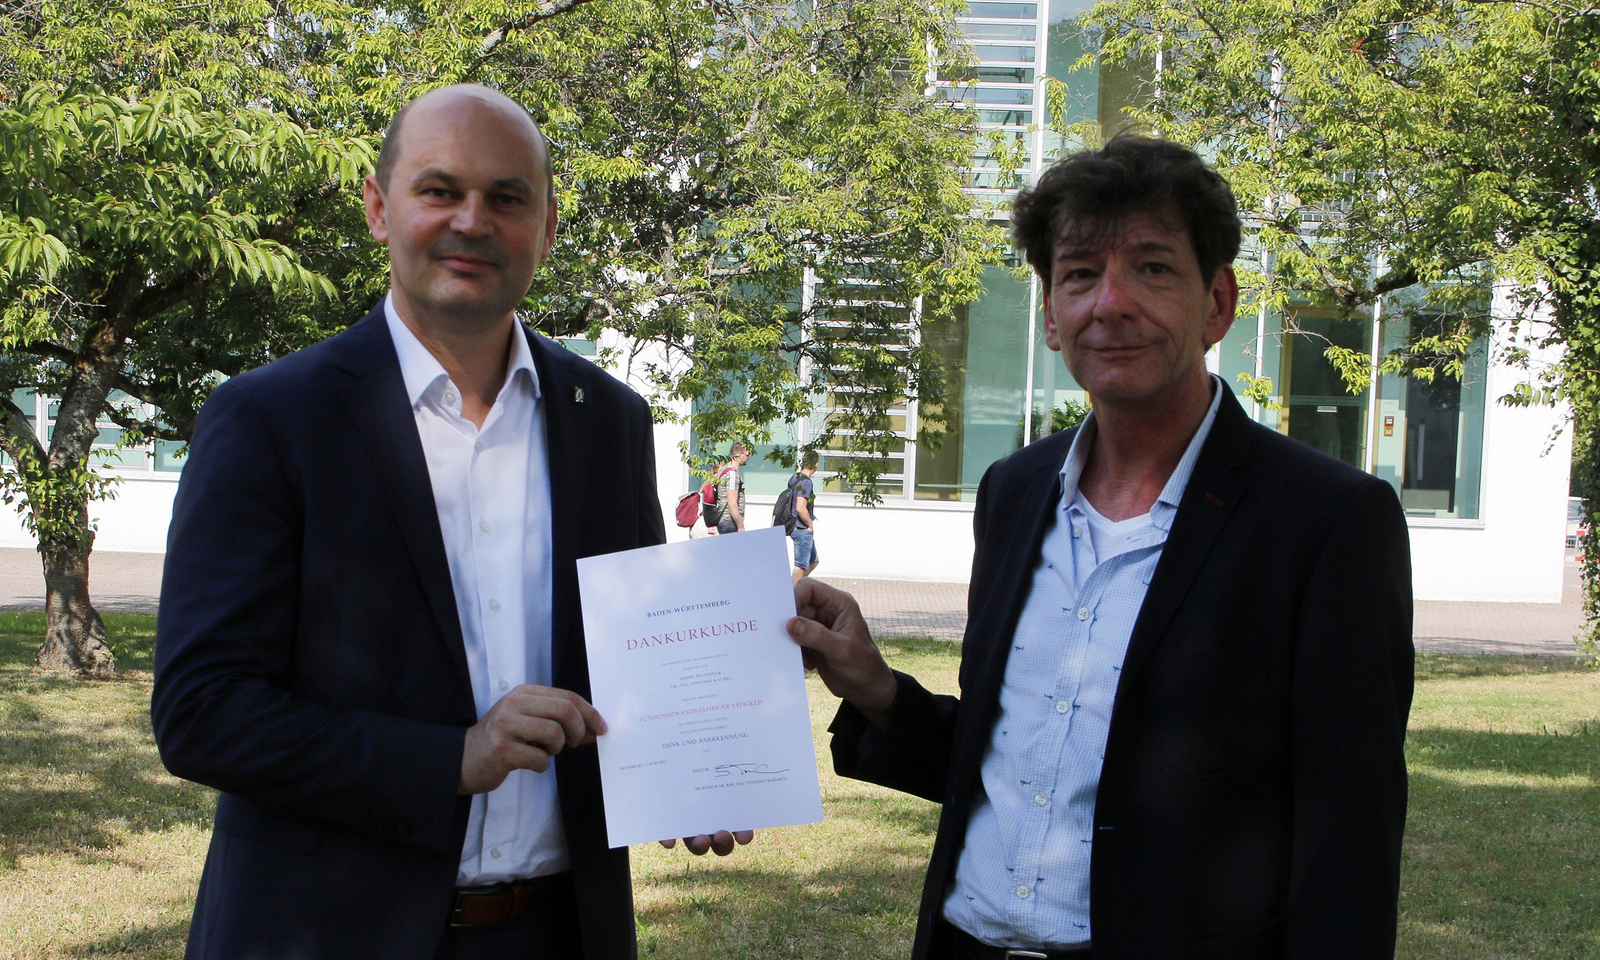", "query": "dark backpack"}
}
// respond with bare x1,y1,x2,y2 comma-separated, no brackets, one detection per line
772,473,803,535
